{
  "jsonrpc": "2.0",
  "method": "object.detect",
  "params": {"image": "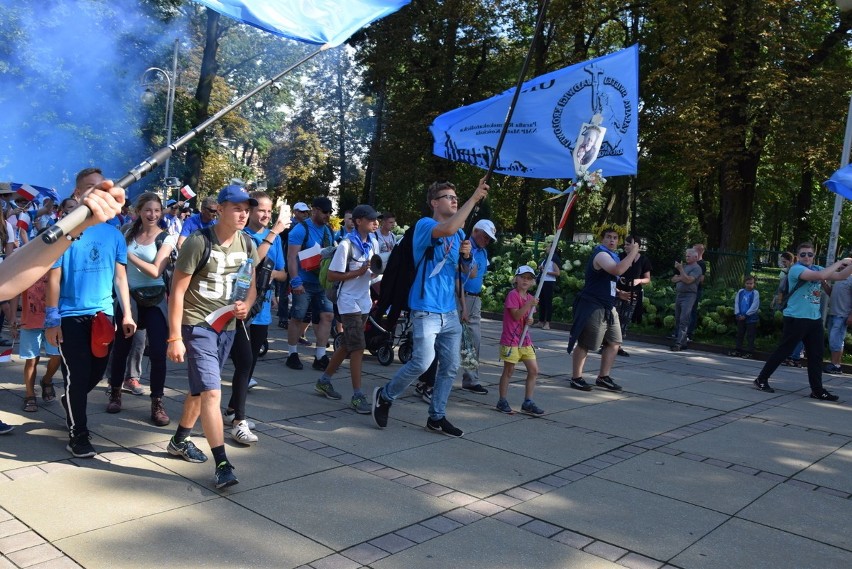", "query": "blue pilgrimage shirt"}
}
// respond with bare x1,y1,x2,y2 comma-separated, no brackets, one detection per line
409,217,464,313
244,226,285,326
